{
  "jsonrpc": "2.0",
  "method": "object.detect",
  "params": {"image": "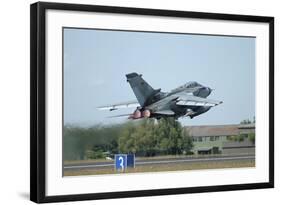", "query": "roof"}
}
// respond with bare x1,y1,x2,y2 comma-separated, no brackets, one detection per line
238,123,255,129
185,124,239,137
